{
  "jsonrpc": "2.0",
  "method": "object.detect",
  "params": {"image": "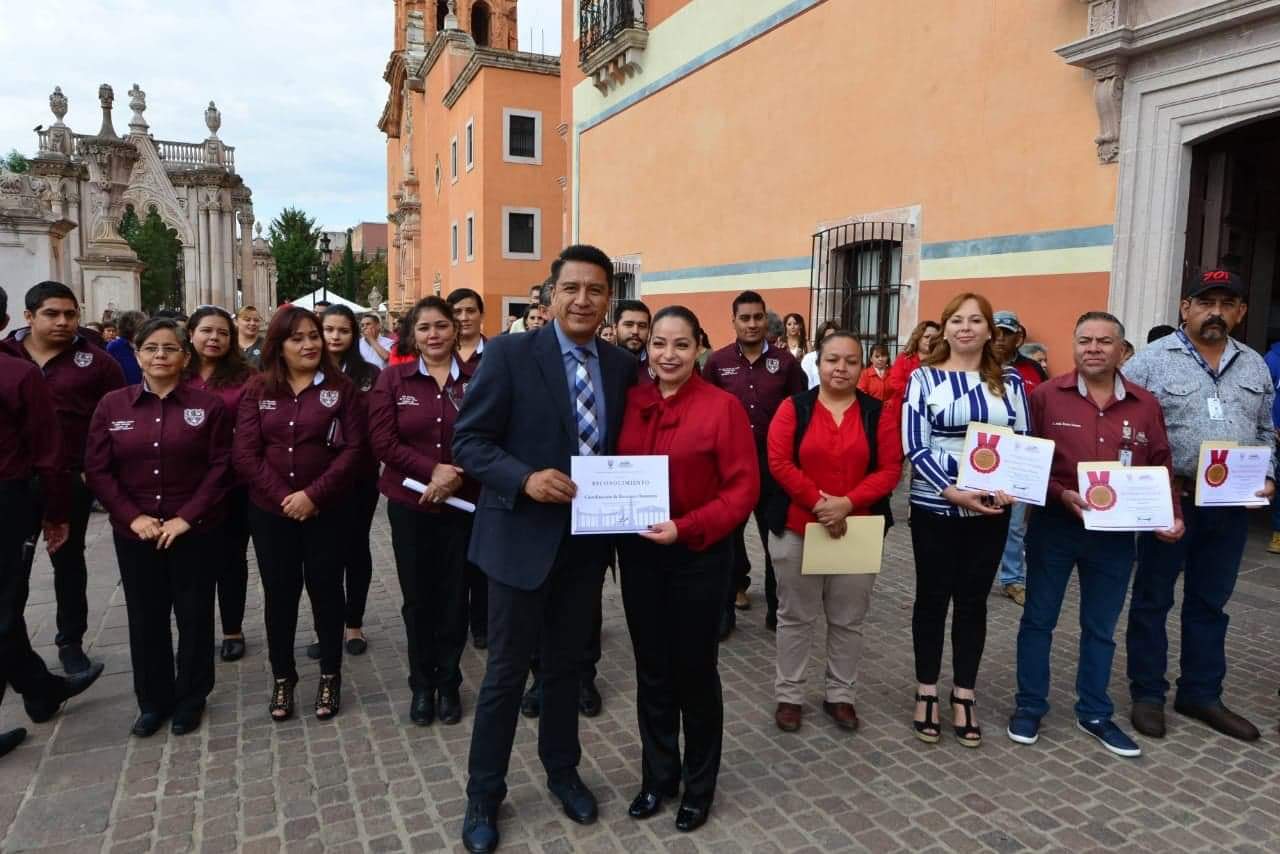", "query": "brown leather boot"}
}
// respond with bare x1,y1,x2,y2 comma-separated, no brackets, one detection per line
774,702,802,732
1130,701,1166,738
